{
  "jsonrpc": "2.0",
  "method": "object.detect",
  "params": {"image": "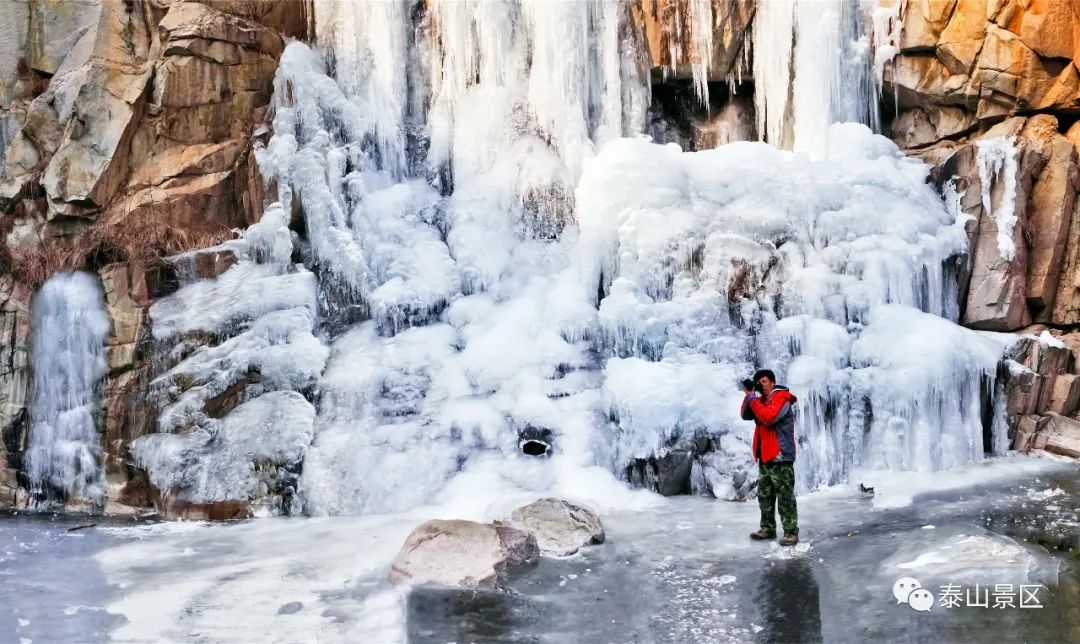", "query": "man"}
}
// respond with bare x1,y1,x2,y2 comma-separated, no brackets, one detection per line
740,369,799,546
